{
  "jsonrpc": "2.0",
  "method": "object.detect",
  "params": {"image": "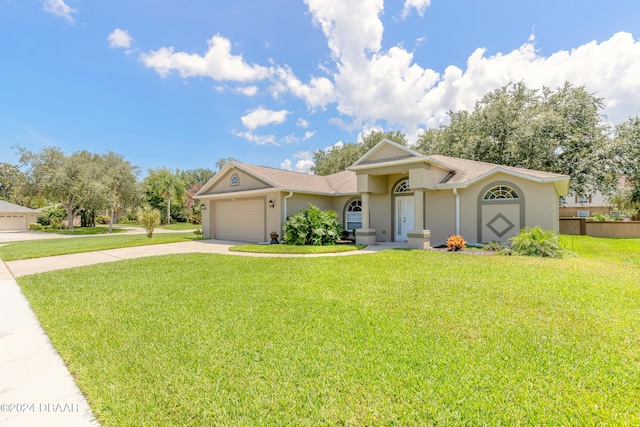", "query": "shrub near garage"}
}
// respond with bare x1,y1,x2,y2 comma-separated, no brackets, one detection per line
283,204,342,246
